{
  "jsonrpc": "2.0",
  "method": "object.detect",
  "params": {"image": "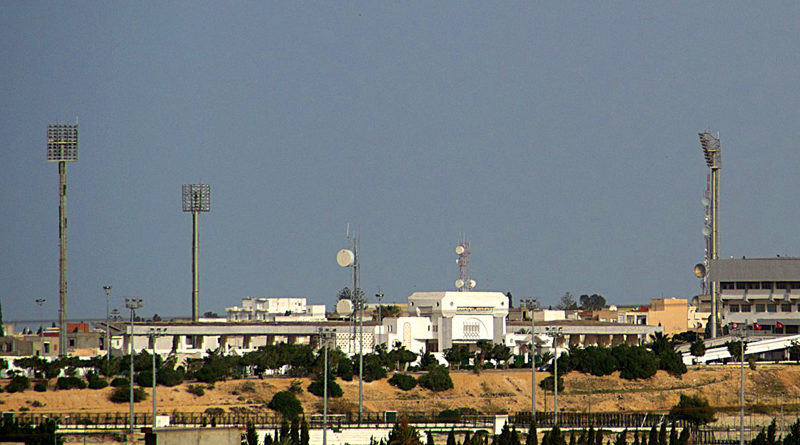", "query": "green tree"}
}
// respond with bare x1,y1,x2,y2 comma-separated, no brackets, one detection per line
0,301,5,336
388,416,422,445
647,332,674,355
246,422,259,445
613,430,627,445
443,345,472,370
268,391,304,421
301,419,310,445
557,293,578,310
526,421,538,445
689,339,706,358
579,294,606,311
426,430,435,445
669,394,715,426
657,423,666,445
418,365,454,391
447,429,456,445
